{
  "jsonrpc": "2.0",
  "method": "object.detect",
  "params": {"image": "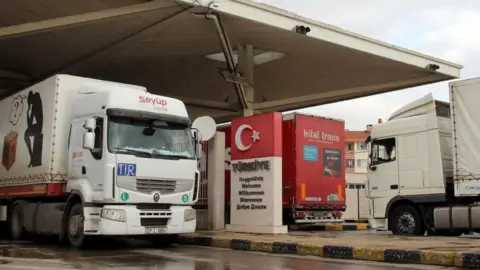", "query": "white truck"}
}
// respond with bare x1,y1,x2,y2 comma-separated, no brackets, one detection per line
0,74,216,248
366,77,480,236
